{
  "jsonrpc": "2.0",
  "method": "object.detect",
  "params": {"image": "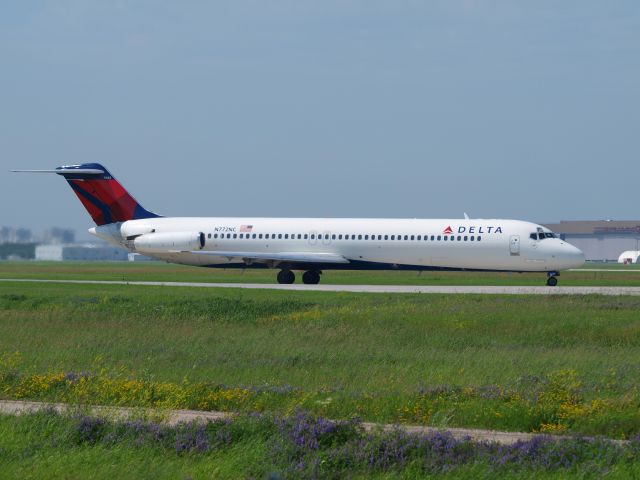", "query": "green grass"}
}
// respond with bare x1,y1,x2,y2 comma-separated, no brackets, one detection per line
2,262,640,477
0,412,269,480
1,277,640,437
1,411,639,480
1,260,640,286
